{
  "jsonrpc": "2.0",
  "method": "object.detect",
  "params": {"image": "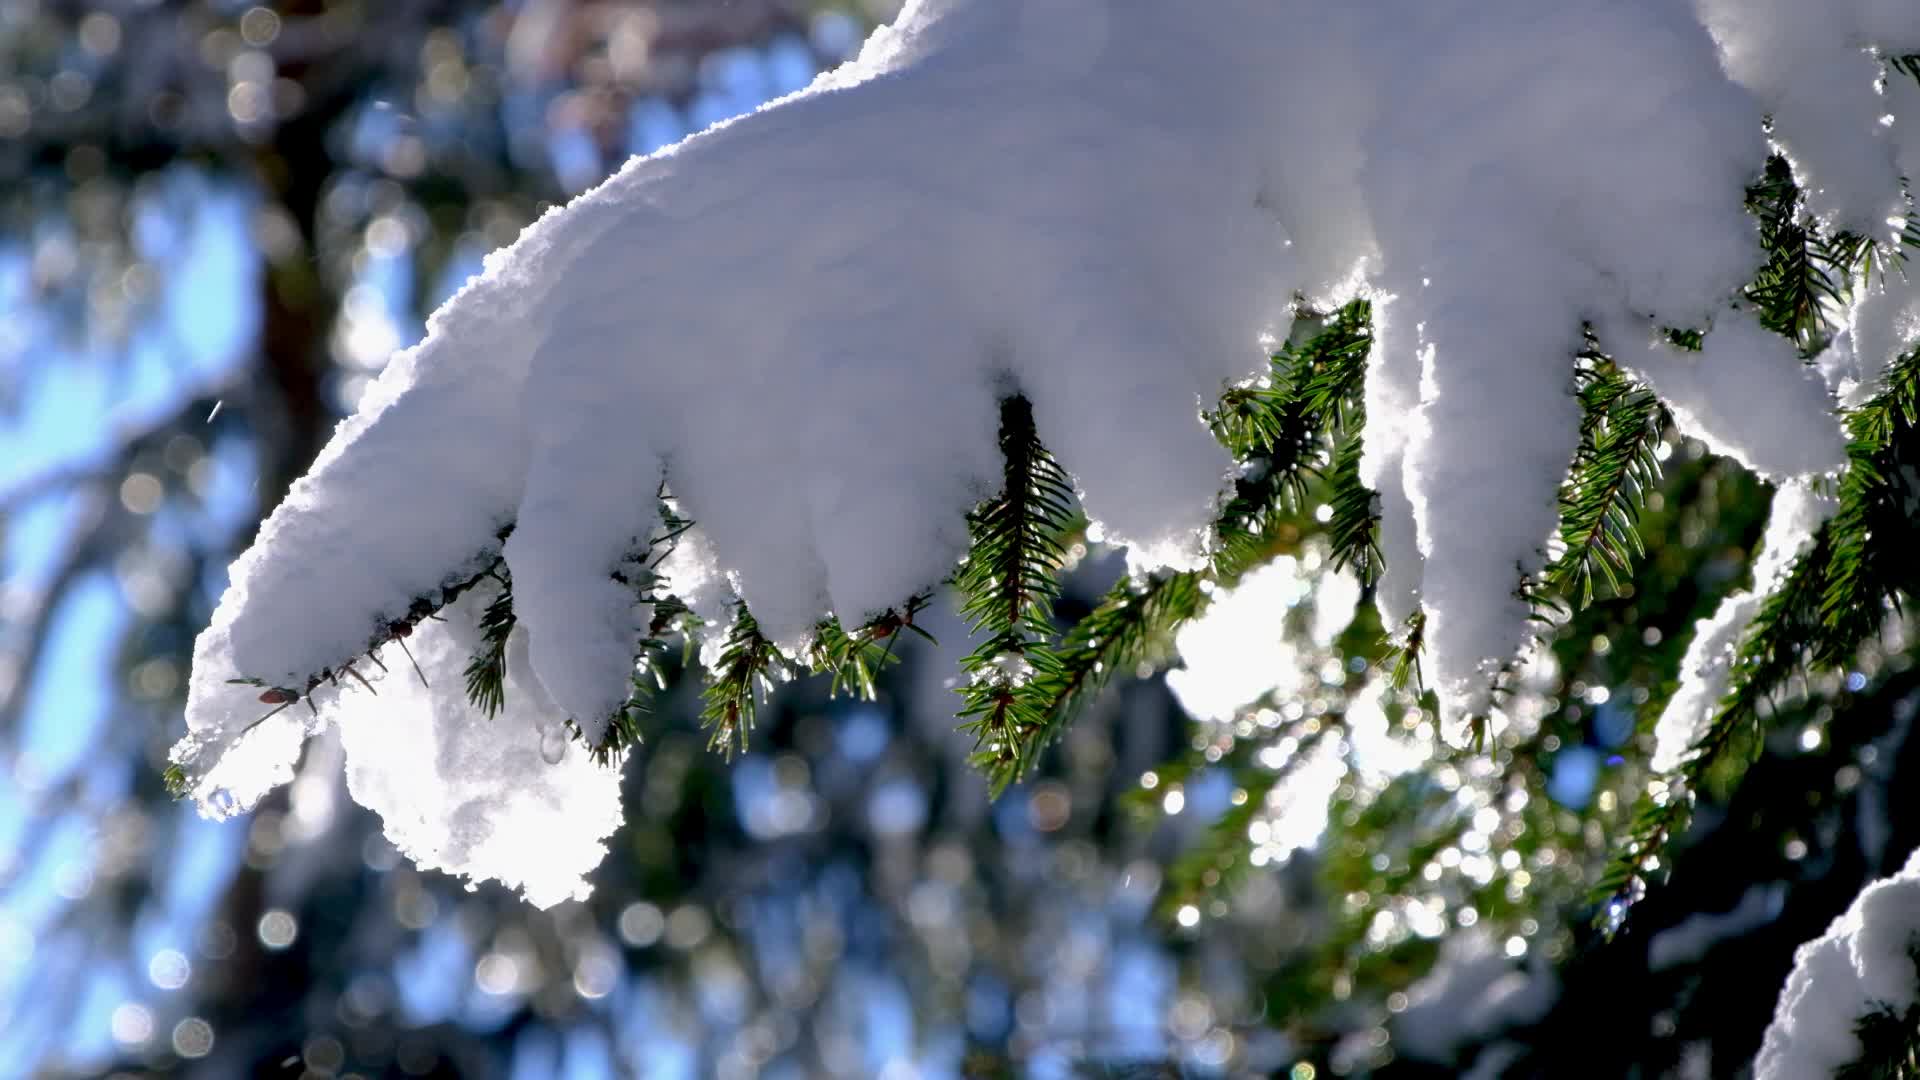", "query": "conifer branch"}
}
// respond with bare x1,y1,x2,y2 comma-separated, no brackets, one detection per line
1890,53,1920,88
1544,351,1669,606
1325,426,1382,588
1211,300,1375,581
1028,570,1210,745
808,593,935,701
1836,985,1920,1080
464,569,516,719
1744,154,1875,348
1386,610,1426,693
956,395,1076,642
955,395,1077,793
701,602,784,758
1293,299,1374,429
